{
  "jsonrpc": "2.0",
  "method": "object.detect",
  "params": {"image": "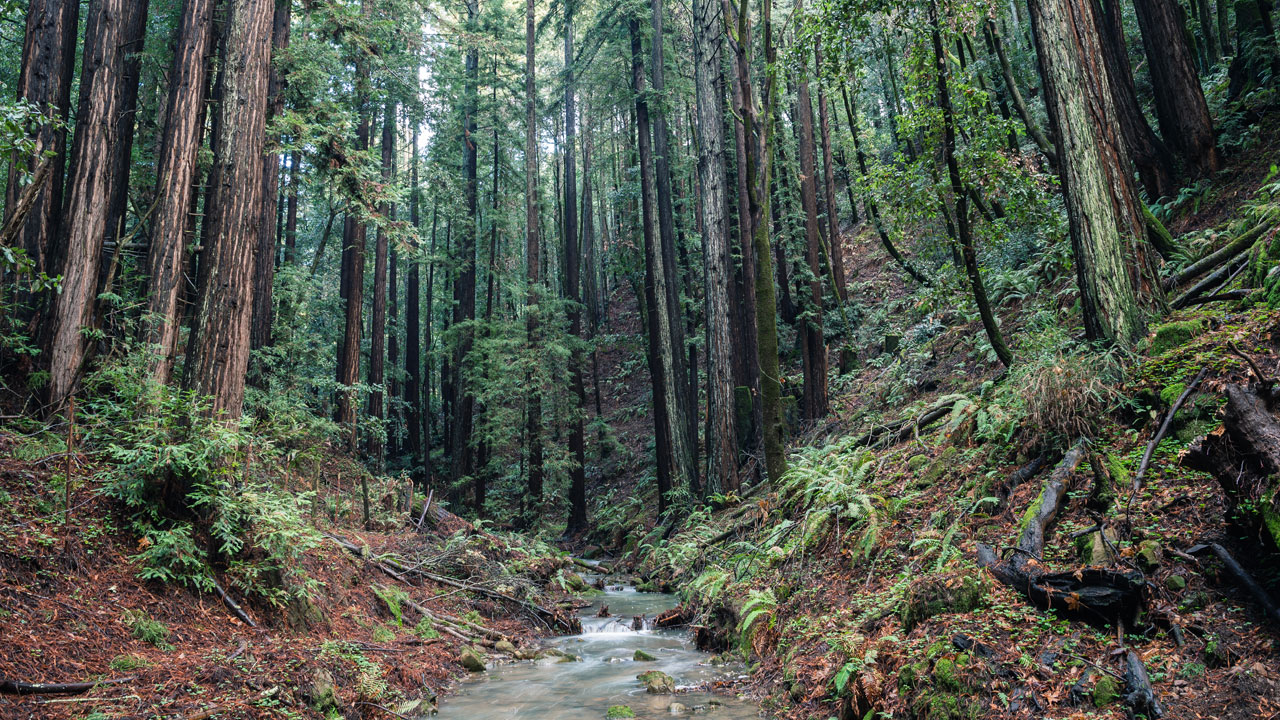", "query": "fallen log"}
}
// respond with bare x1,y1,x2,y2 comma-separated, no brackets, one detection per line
655,605,692,628
978,441,1146,627
1163,212,1279,292
1171,258,1246,308
1123,650,1164,718
853,395,965,448
995,453,1048,513
0,675,136,696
